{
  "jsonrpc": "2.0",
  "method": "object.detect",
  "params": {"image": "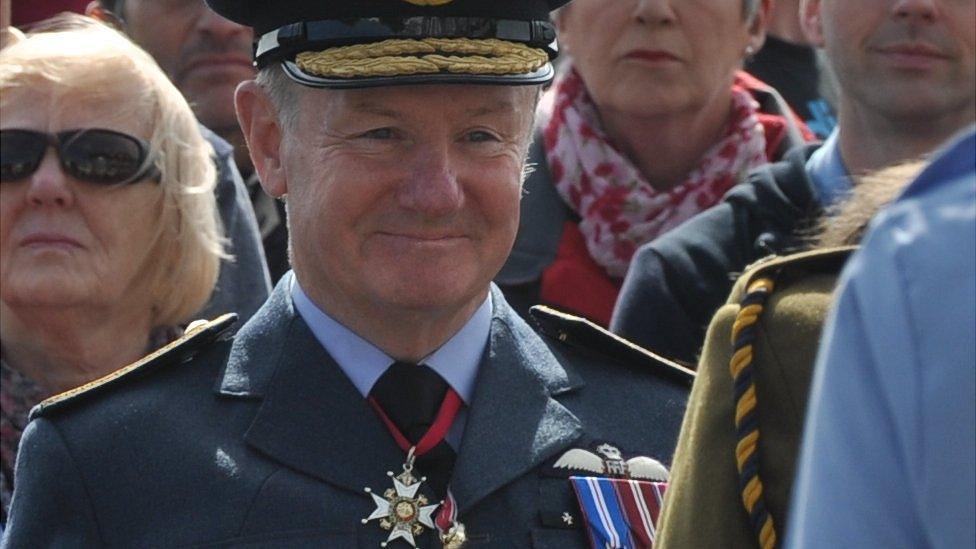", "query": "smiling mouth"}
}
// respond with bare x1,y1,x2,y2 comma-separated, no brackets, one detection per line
379,232,467,241
374,232,473,249
20,235,84,250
